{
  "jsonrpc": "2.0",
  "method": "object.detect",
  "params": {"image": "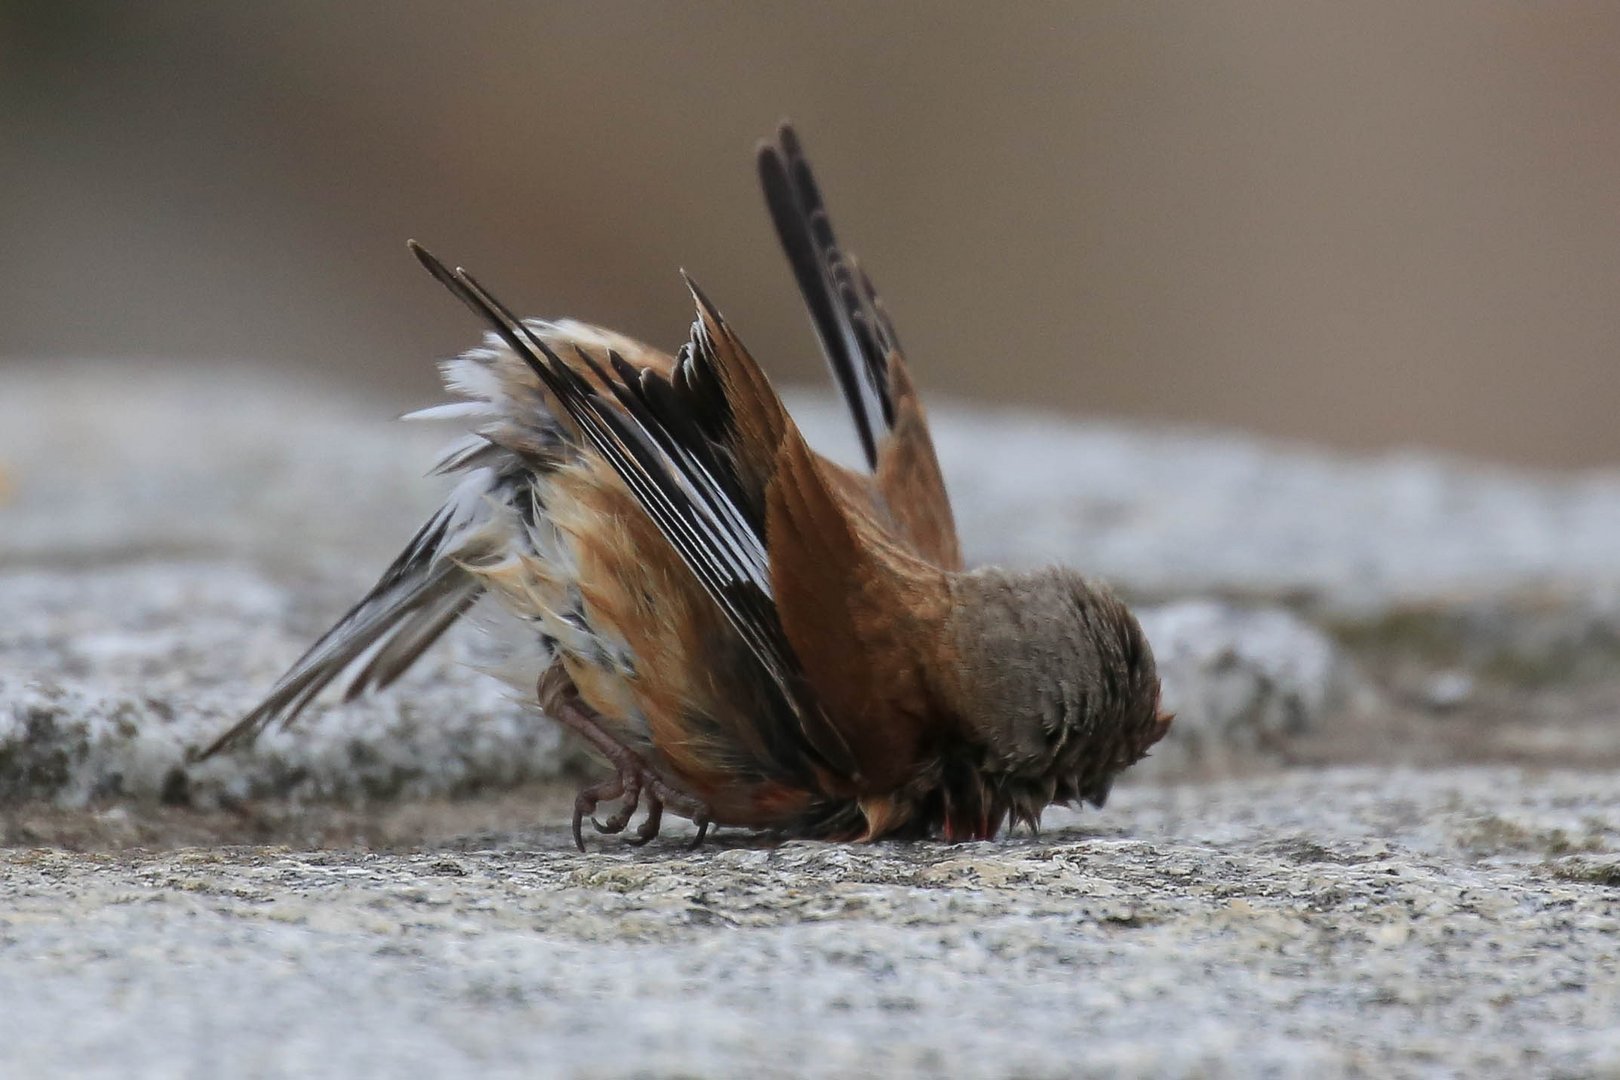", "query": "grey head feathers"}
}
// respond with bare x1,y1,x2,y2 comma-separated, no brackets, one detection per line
944,566,1168,806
